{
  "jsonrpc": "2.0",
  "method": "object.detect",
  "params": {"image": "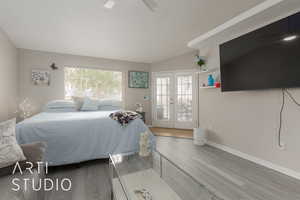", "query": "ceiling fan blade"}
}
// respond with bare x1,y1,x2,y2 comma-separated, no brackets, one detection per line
142,0,158,12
